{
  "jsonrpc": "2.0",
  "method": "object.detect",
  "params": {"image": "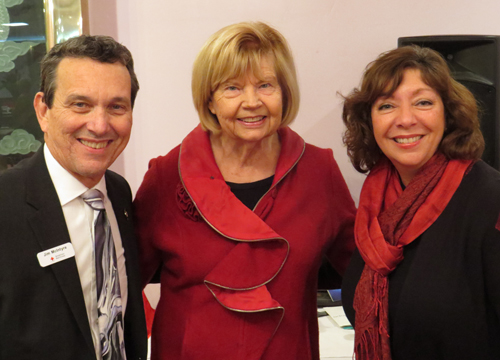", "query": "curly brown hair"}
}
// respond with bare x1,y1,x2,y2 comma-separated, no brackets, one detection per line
342,45,484,173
